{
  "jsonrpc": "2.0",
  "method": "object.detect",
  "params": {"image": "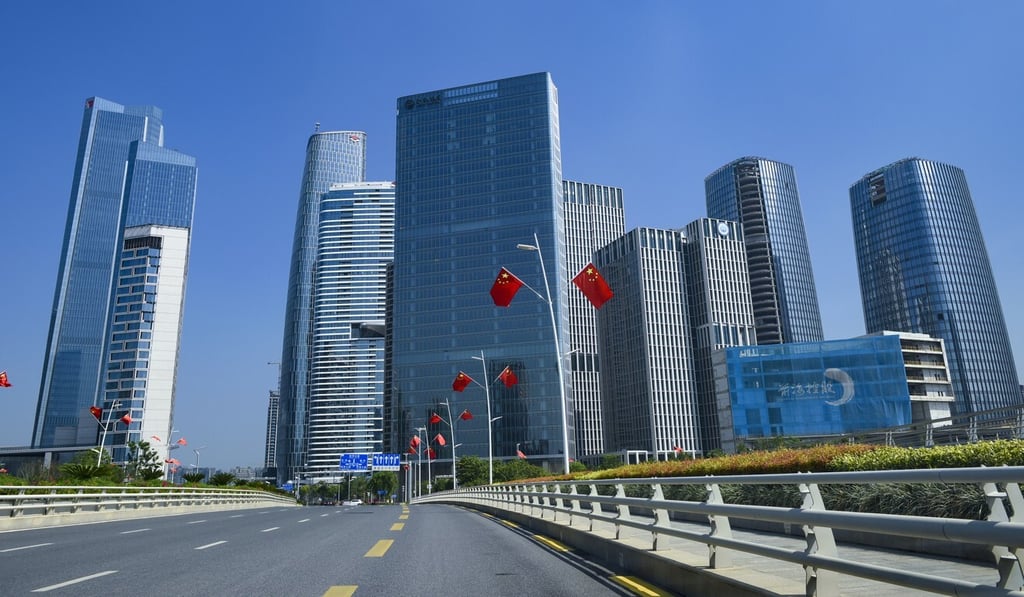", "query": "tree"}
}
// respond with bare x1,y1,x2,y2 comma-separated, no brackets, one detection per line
183,471,206,483
456,455,488,487
494,459,547,483
209,472,236,486
125,441,163,481
367,471,398,502
59,449,119,483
